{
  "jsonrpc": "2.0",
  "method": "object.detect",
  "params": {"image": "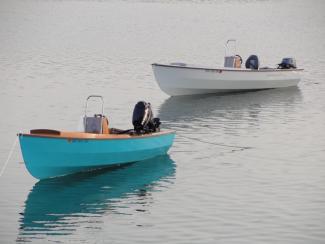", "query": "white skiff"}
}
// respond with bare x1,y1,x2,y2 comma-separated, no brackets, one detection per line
152,39,303,96
152,63,303,96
